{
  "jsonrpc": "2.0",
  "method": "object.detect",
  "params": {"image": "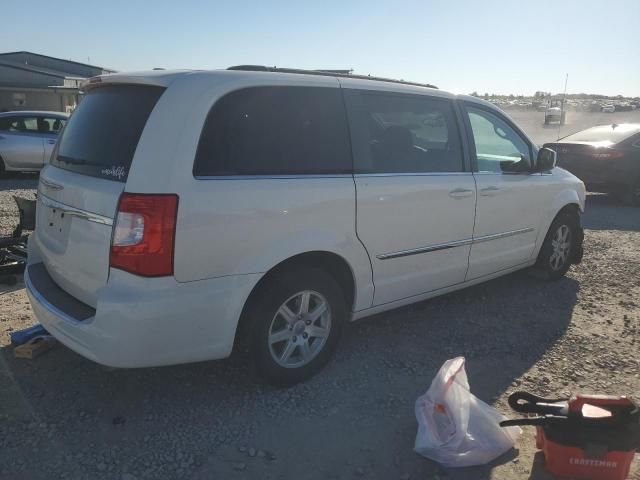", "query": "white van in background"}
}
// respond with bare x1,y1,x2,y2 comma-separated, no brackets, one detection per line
26,67,585,384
